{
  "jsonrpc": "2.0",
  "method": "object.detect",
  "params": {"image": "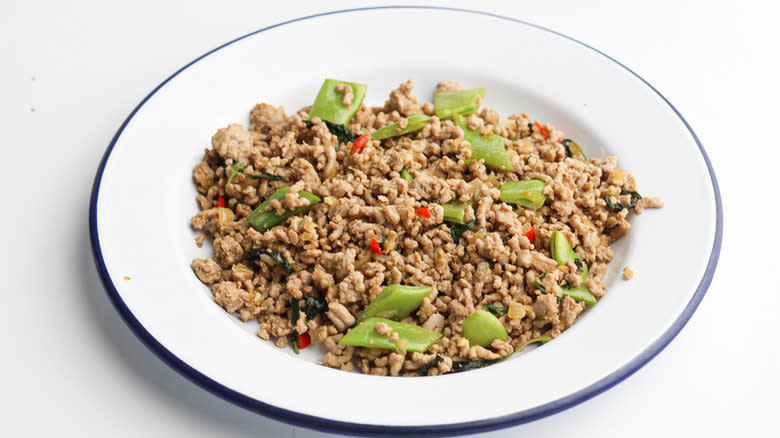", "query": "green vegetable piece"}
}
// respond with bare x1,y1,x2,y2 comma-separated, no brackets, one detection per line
486,303,507,315
246,186,321,233
550,230,588,281
453,114,513,171
561,285,597,306
400,168,414,183
370,114,431,140
499,180,547,210
357,284,431,323
289,299,300,354
308,78,367,125
248,249,295,274
449,336,551,373
303,119,358,145
302,296,328,321
225,161,245,187
562,138,587,160
441,201,470,225
418,355,444,376
338,317,442,353
244,172,287,182
449,219,476,245
462,309,508,347
435,88,486,119
604,188,642,210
